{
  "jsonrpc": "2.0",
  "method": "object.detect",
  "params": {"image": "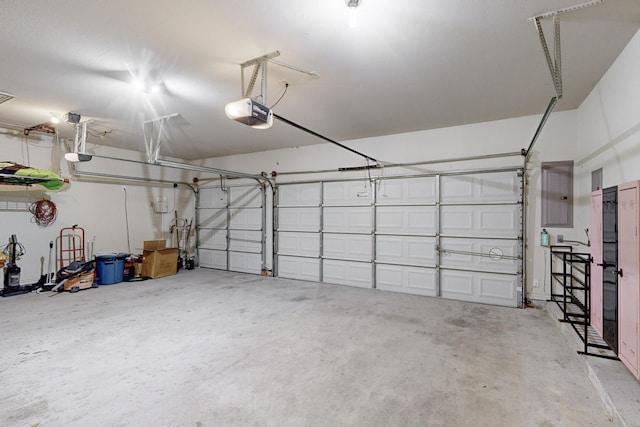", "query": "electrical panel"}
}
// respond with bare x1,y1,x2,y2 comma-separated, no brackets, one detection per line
153,197,169,214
